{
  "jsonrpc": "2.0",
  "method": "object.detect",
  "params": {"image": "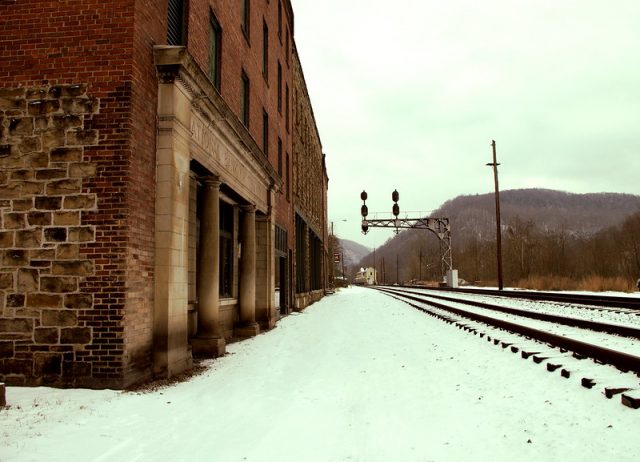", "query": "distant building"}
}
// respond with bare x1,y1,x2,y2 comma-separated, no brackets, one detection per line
0,0,327,388
354,268,377,286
